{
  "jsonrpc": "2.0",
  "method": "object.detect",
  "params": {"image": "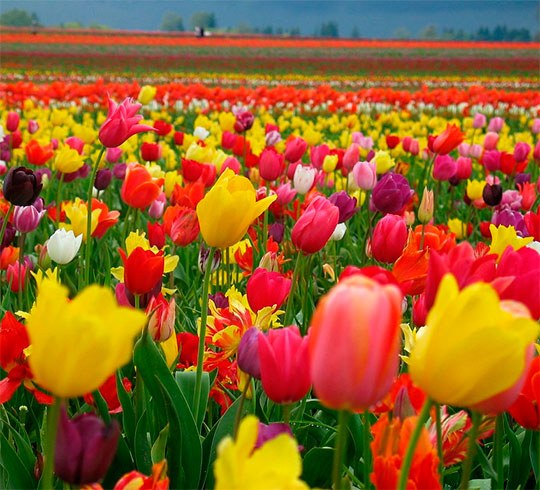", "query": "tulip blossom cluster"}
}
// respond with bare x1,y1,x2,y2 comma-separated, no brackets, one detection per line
1,63,540,490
